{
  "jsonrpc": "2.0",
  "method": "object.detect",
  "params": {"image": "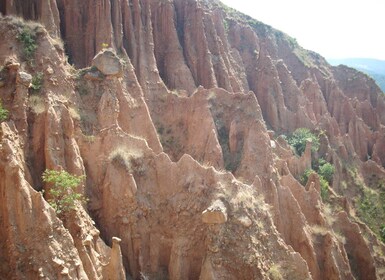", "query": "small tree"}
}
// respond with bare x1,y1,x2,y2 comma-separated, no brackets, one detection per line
42,169,86,215
0,101,8,122
287,128,320,156
318,162,335,184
